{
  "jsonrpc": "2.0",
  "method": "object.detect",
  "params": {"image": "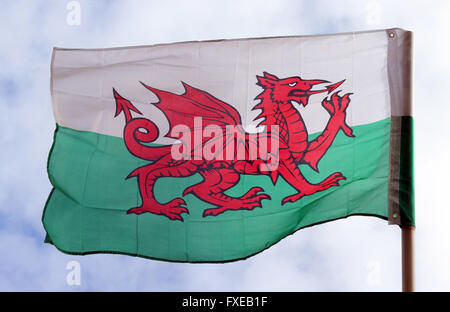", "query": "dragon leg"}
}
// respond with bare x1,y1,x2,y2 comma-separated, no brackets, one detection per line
127,155,203,221
279,157,345,205
183,168,271,217
302,92,354,171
